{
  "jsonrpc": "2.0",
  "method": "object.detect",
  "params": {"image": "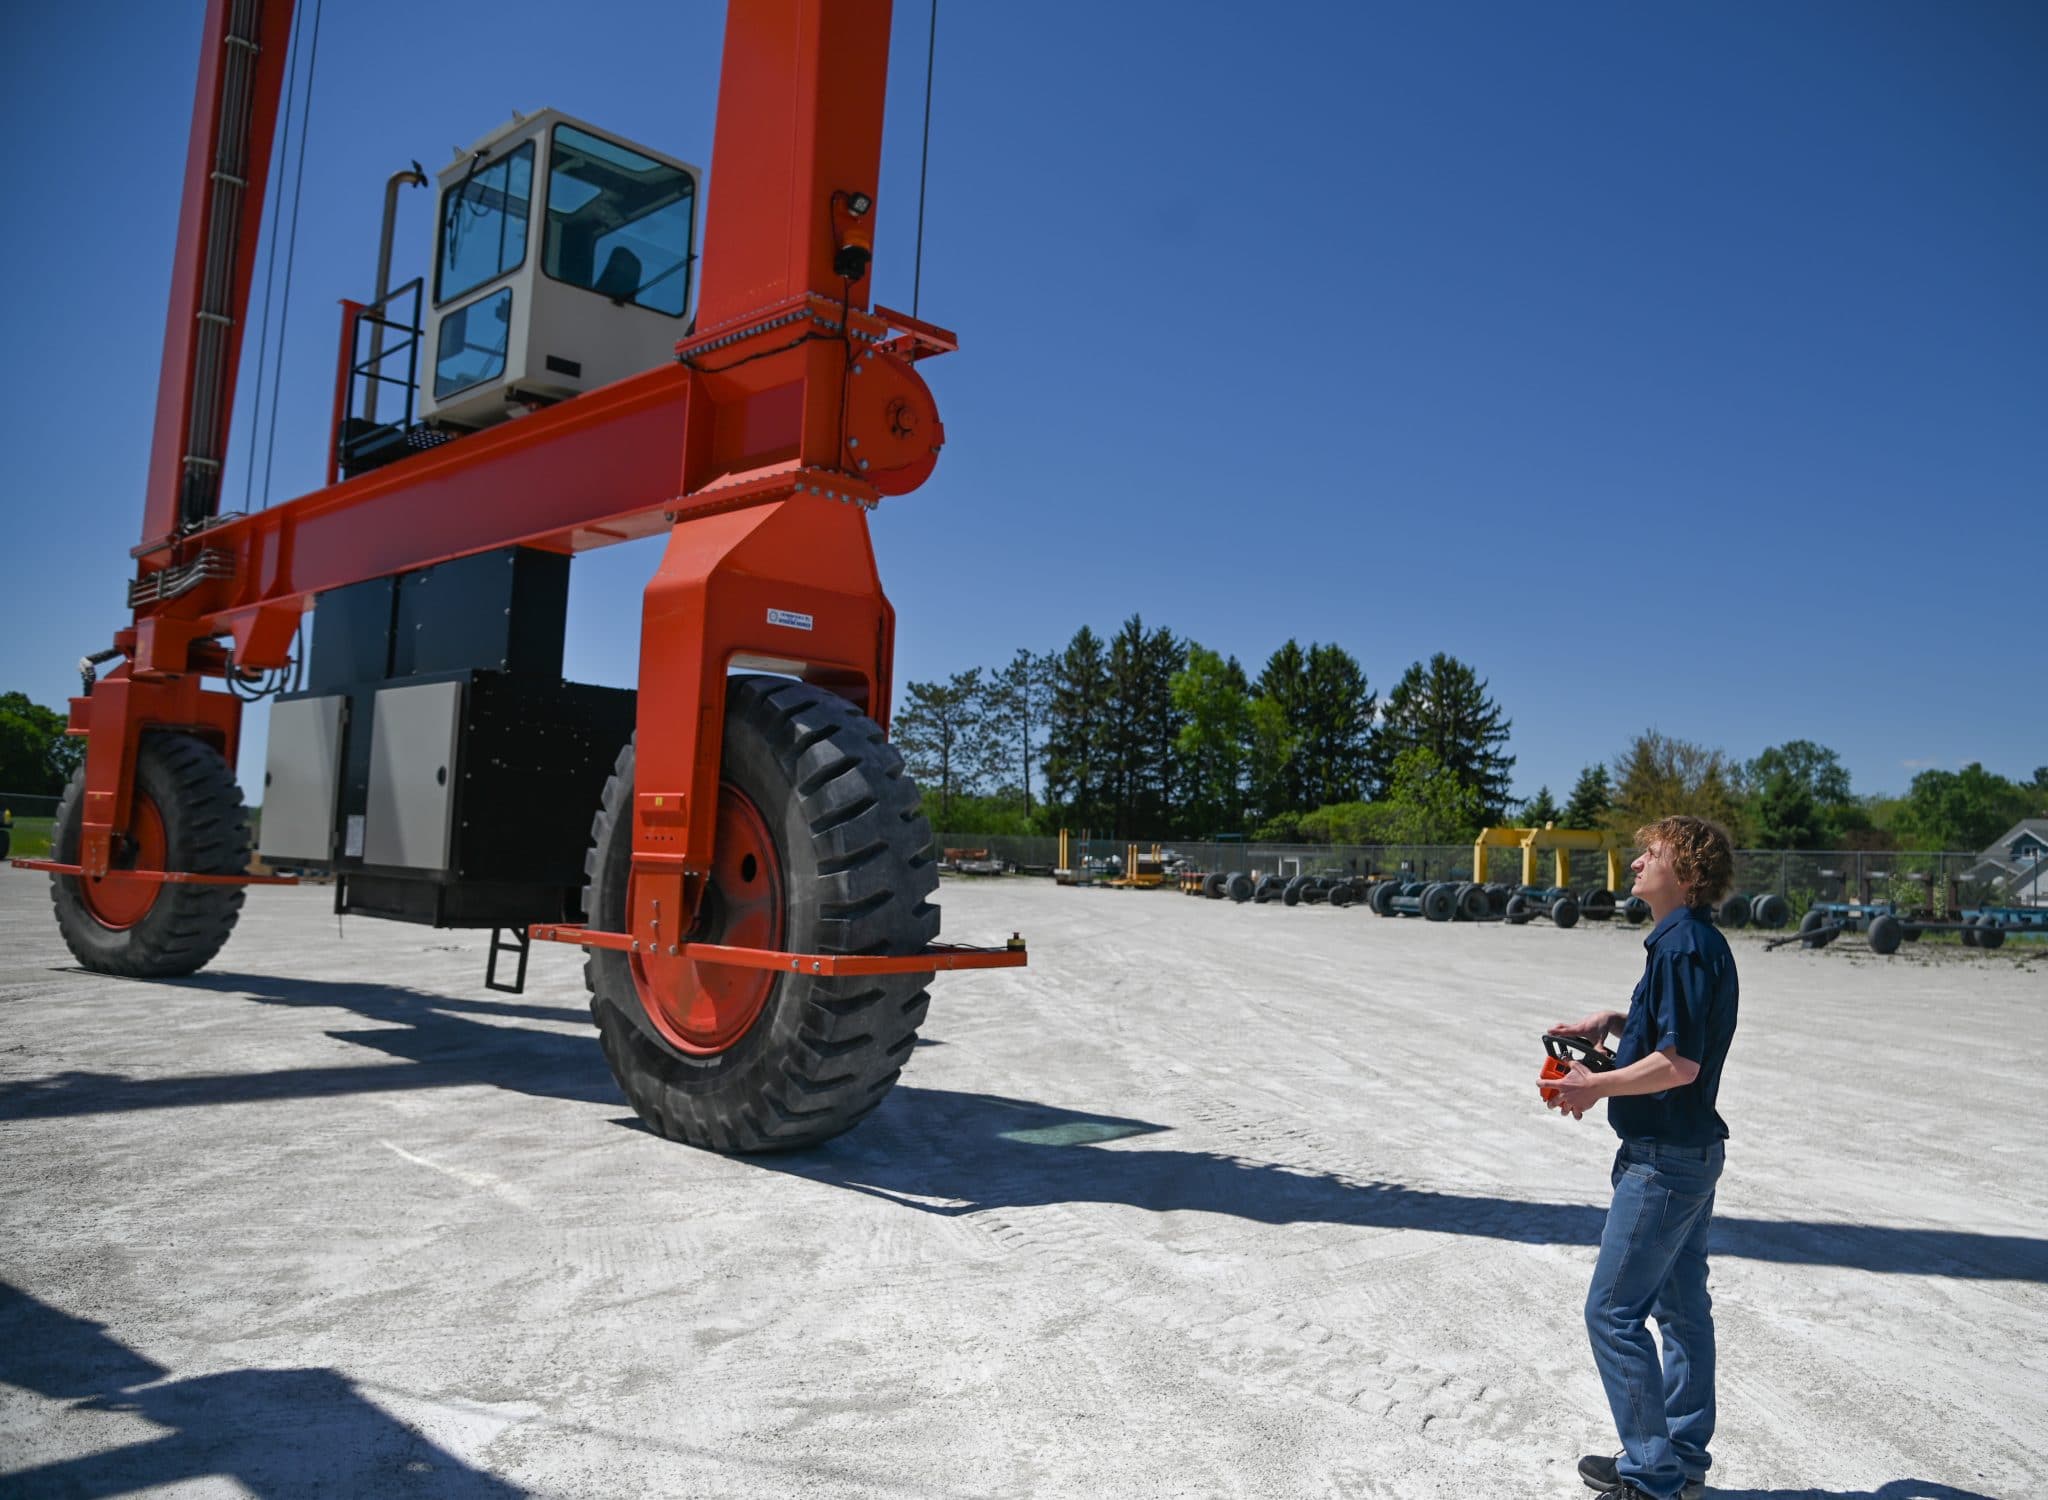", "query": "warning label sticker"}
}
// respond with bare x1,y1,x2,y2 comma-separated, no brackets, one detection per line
766,608,814,631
